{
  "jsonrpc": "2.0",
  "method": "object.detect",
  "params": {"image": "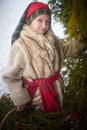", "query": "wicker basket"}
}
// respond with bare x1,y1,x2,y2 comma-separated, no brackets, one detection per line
0,108,16,130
